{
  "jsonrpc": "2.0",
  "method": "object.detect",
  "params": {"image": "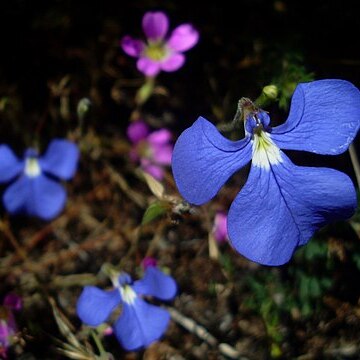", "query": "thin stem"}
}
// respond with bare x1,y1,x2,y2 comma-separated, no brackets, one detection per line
349,143,360,189
91,329,107,356
145,222,166,258
0,219,27,260
167,306,248,359
118,226,141,268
